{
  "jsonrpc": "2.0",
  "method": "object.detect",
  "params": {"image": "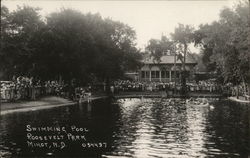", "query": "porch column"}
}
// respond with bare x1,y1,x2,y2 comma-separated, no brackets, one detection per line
149,70,151,81
139,71,141,82
159,71,162,82
169,70,171,82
